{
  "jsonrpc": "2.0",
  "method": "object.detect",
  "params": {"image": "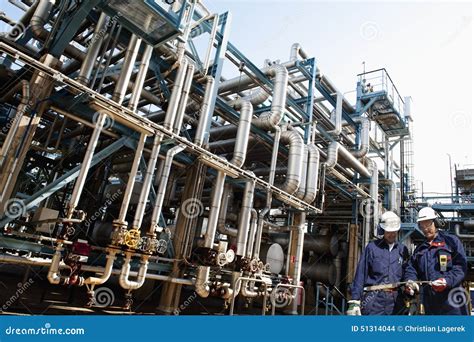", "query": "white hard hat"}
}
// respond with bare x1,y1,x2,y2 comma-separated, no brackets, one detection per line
379,211,401,232
417,207,437,222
